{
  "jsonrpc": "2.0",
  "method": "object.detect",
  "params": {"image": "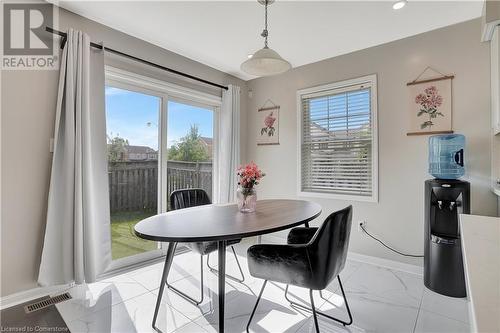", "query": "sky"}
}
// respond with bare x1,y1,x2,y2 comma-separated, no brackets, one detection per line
105,86,213,150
